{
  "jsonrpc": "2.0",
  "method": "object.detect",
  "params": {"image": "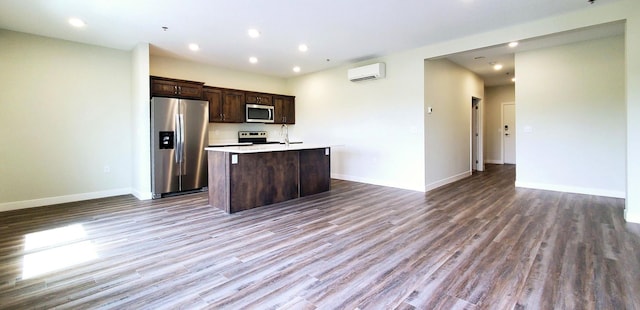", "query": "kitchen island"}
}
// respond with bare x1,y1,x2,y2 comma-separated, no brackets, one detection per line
205,144,331,213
